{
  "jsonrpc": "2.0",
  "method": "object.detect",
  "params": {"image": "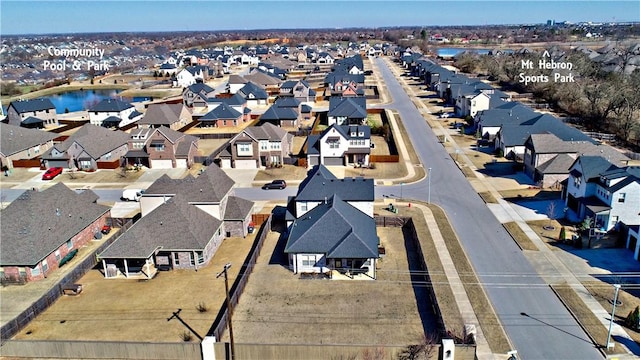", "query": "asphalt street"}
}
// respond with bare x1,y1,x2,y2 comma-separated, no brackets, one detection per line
373,57,601,360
